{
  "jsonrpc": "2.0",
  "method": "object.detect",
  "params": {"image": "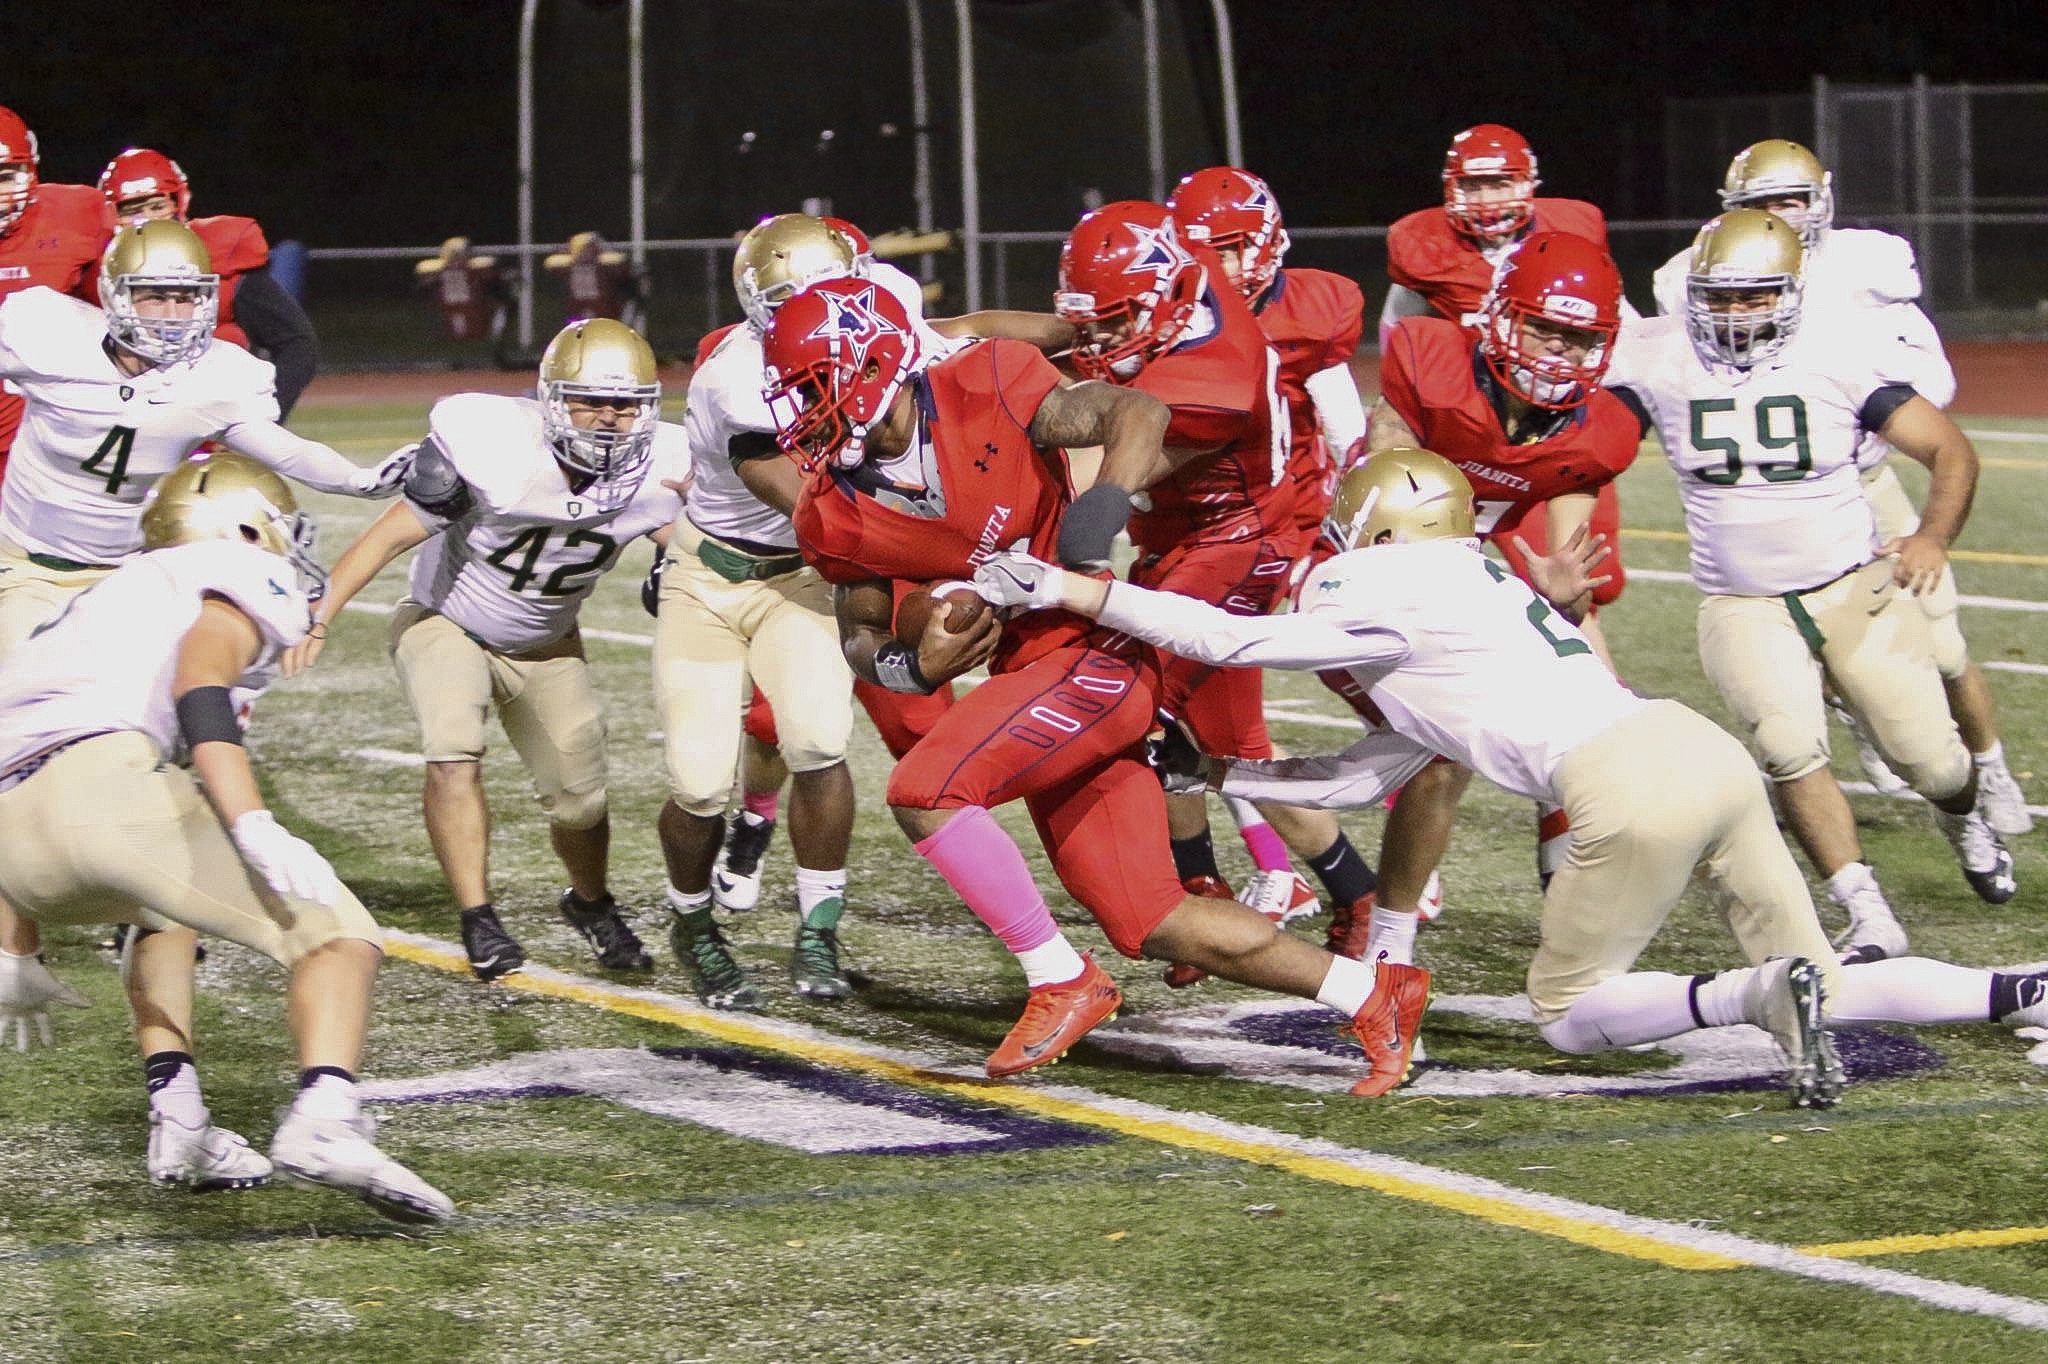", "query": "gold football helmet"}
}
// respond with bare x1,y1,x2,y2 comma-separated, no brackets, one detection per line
100,220,219,365
537,317,661,511
1684,208,1805,370
732,213,866,332
1720,139,1833,249
141,451,325,598
1324,449,1476,552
